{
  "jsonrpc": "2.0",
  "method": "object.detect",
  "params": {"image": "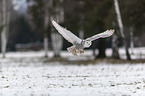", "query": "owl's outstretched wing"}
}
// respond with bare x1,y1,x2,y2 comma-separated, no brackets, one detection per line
52,20,82,44
85,29,115,41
